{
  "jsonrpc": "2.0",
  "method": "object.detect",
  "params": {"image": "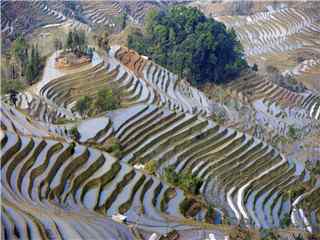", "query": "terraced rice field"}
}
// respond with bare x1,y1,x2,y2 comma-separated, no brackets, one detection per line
80,1,181,26
1,129,213,235
1,2,320,238
80,1,122,26
1,44,319,237
215,5,320,108
1,1,68,37
227,73,320,121
216,7,320,58
0,131,132,239
111,46,212,116
104,103,317,229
